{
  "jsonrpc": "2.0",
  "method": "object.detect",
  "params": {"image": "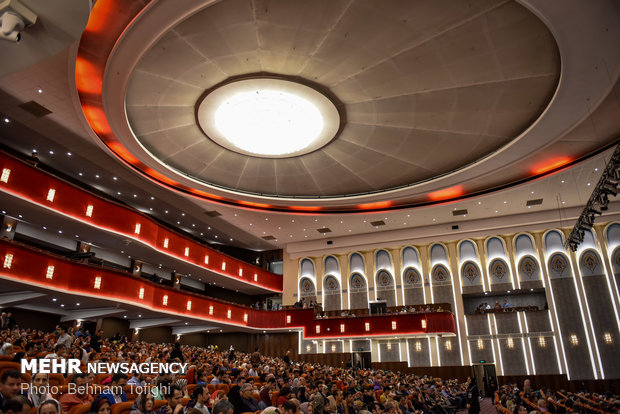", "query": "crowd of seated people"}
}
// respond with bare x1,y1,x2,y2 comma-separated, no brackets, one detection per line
474,300,545,314
1,325,618,414
494,381,619,414
1,325,476,414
